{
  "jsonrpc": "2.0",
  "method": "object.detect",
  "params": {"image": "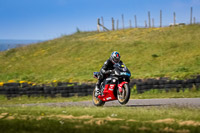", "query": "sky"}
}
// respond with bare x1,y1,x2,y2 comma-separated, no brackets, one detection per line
0,0,200,40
